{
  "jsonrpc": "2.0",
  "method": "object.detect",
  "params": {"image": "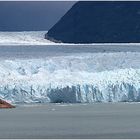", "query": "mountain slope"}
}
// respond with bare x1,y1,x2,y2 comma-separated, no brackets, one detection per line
46,1,140,43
